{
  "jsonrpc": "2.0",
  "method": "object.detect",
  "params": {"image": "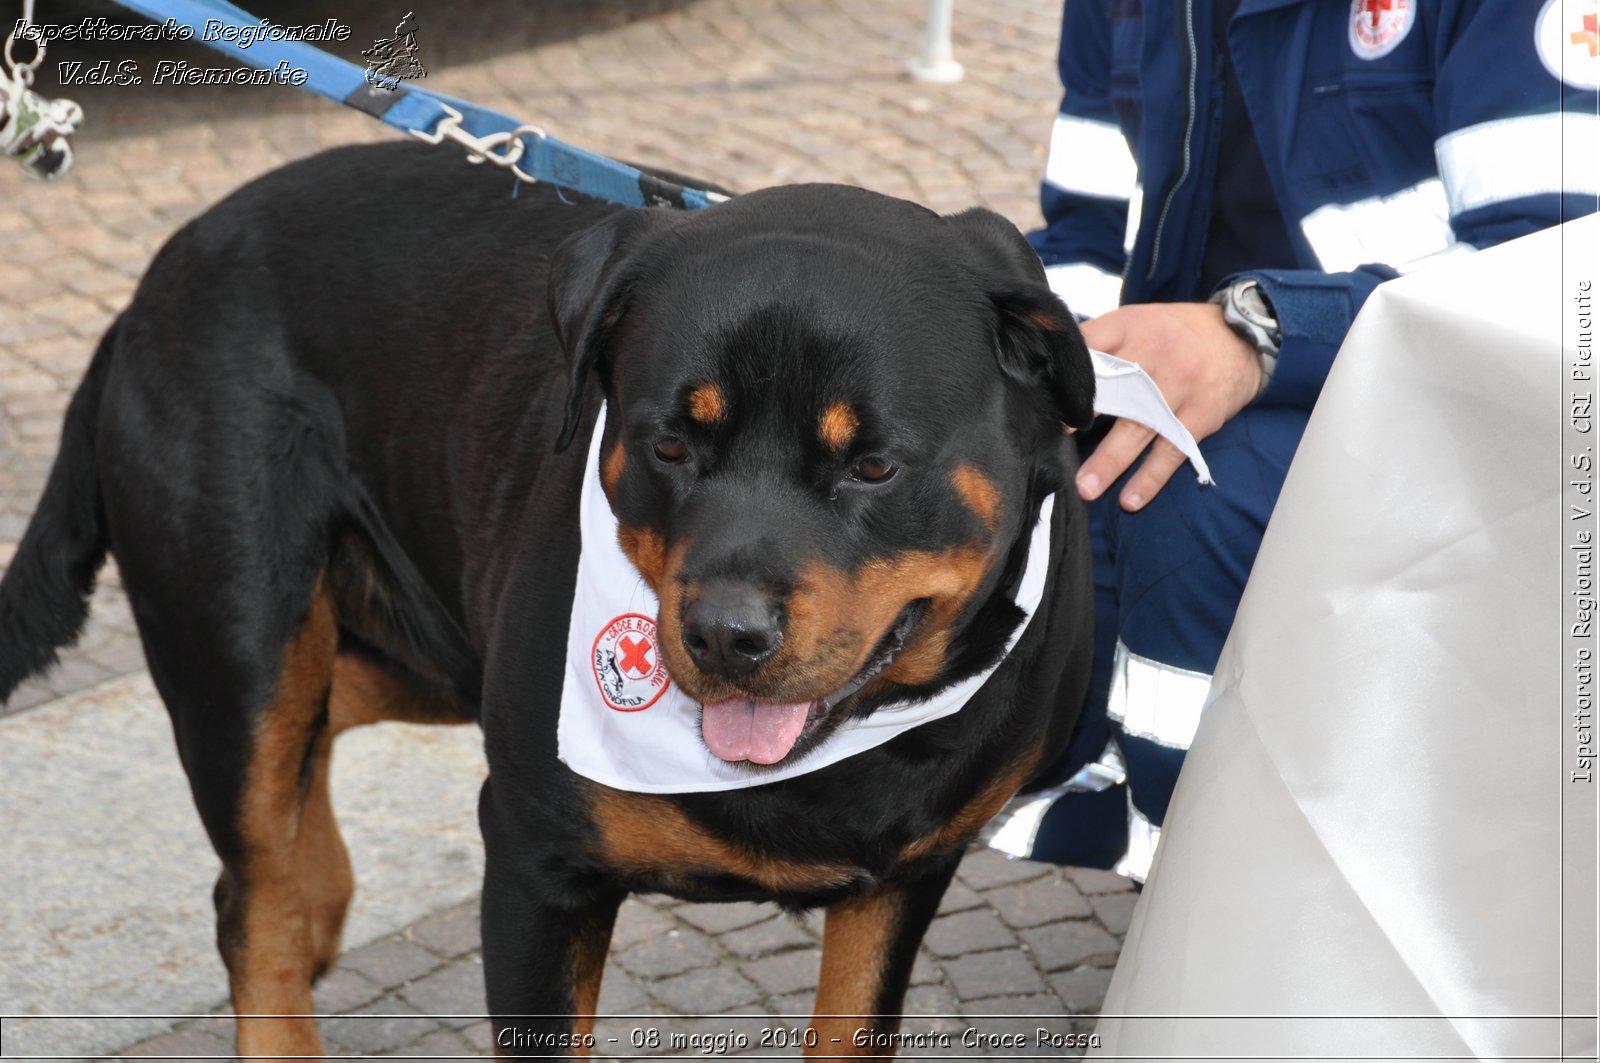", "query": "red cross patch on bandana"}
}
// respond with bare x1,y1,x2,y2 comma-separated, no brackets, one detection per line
1349,0,1414,59
592,613,671,712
